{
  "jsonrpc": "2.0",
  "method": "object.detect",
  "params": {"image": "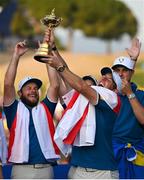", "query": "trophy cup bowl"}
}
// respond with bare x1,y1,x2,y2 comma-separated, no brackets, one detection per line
34,9,62,63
